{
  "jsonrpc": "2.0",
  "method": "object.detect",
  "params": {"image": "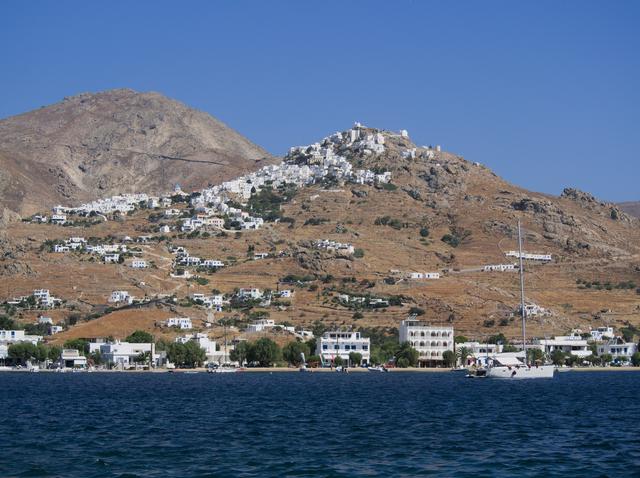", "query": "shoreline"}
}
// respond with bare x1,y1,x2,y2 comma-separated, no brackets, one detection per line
2,366,640,374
